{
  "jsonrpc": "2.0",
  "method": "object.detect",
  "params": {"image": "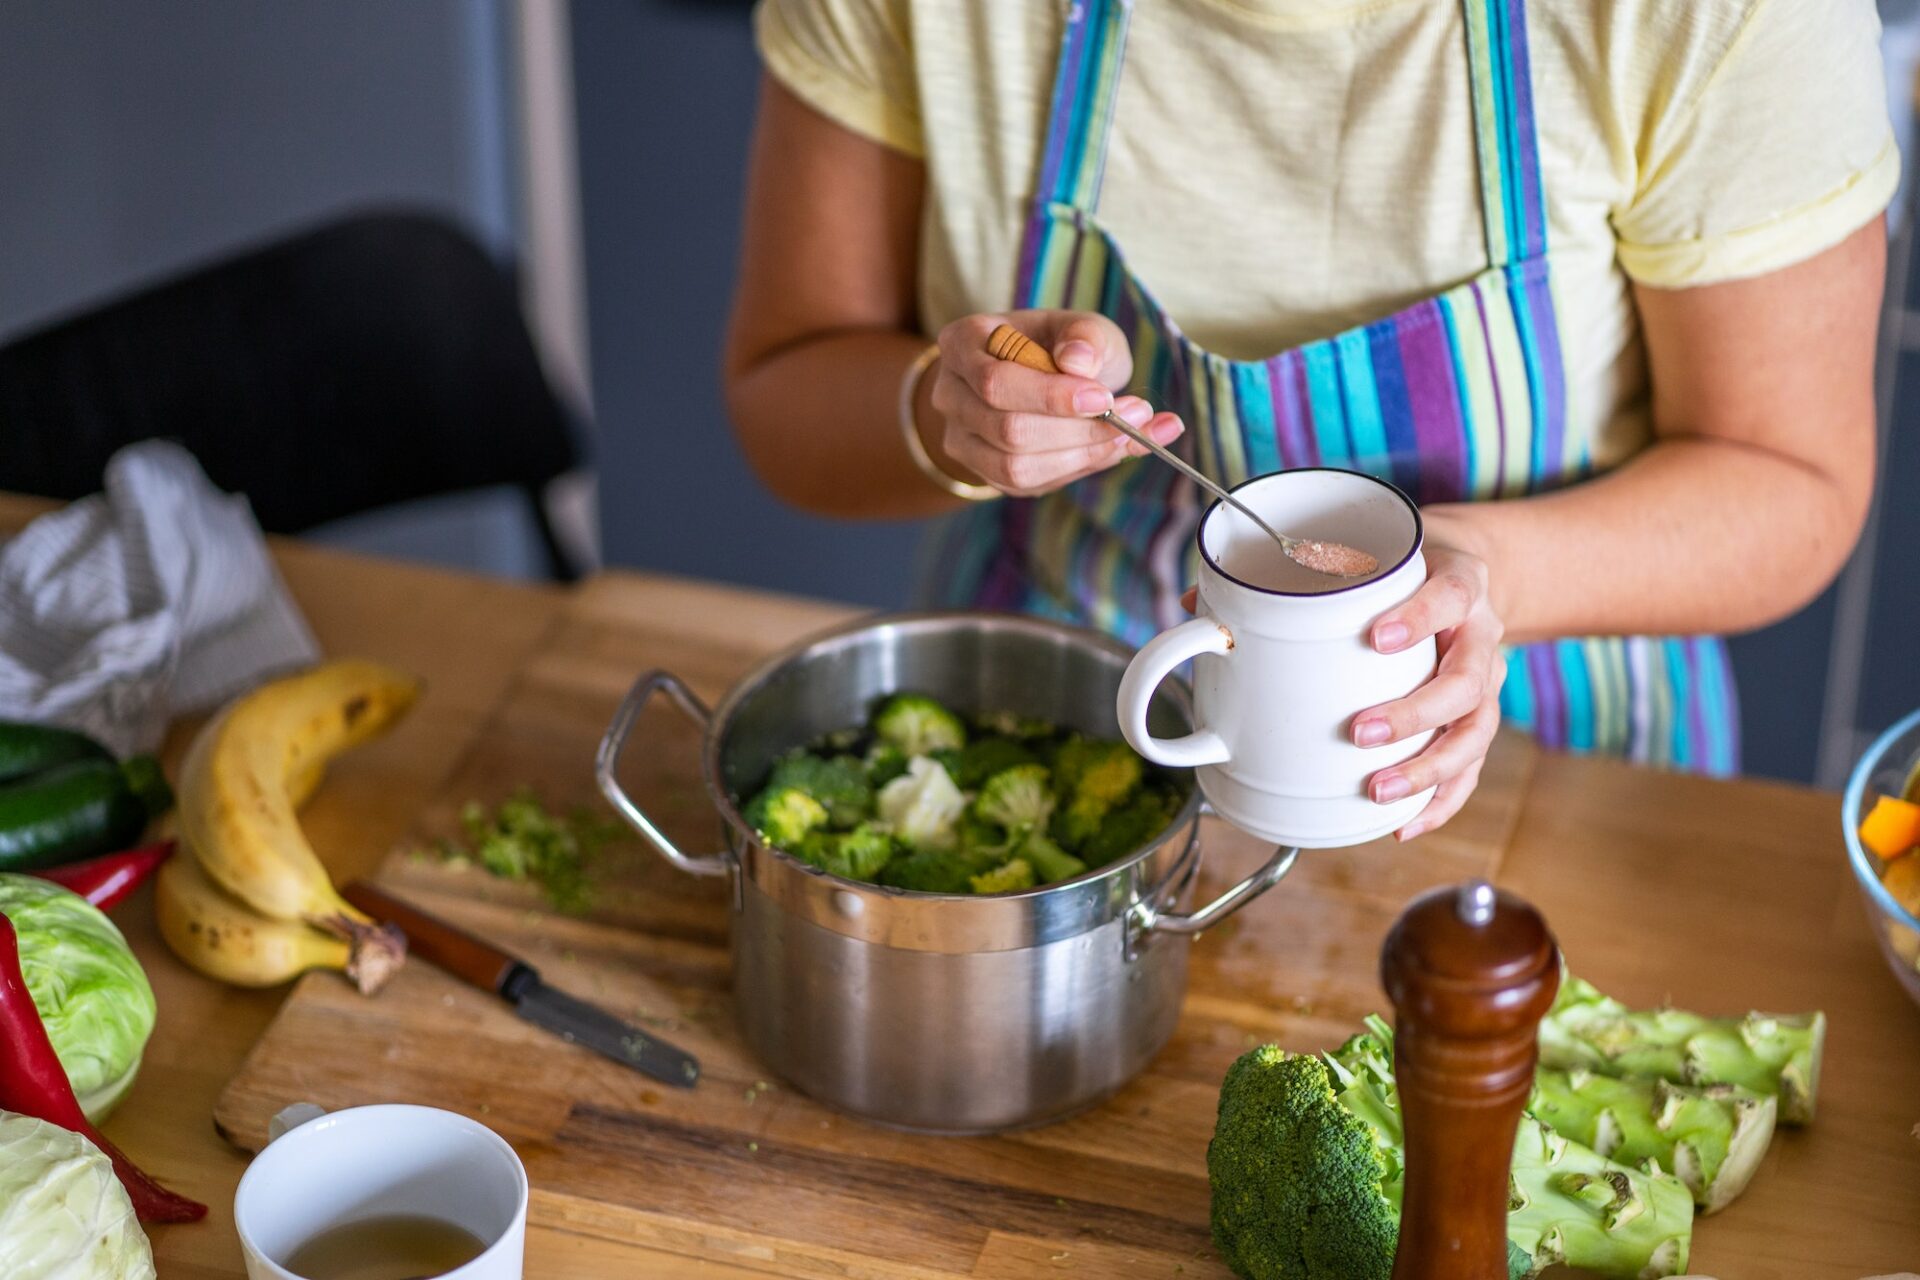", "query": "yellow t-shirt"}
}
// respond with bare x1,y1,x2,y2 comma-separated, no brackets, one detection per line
755,0,1897,470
